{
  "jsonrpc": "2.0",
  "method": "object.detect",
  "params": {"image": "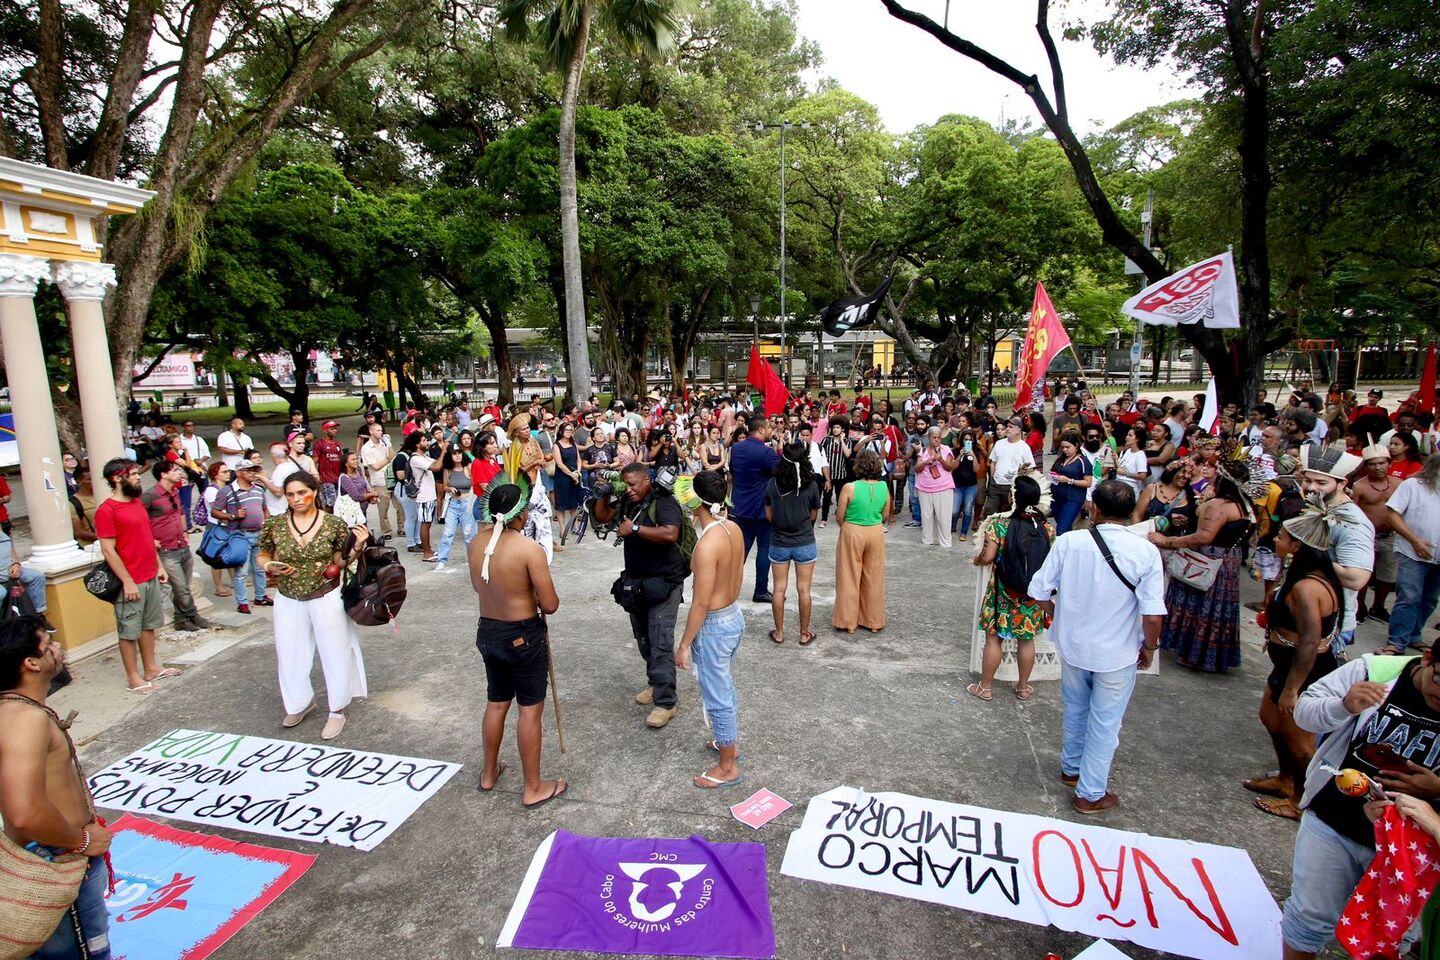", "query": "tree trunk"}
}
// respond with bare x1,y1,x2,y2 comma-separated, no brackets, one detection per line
480,305,515,408
230,373,253,420
50,386,85,457
247,350,312,417
557,6,594,401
